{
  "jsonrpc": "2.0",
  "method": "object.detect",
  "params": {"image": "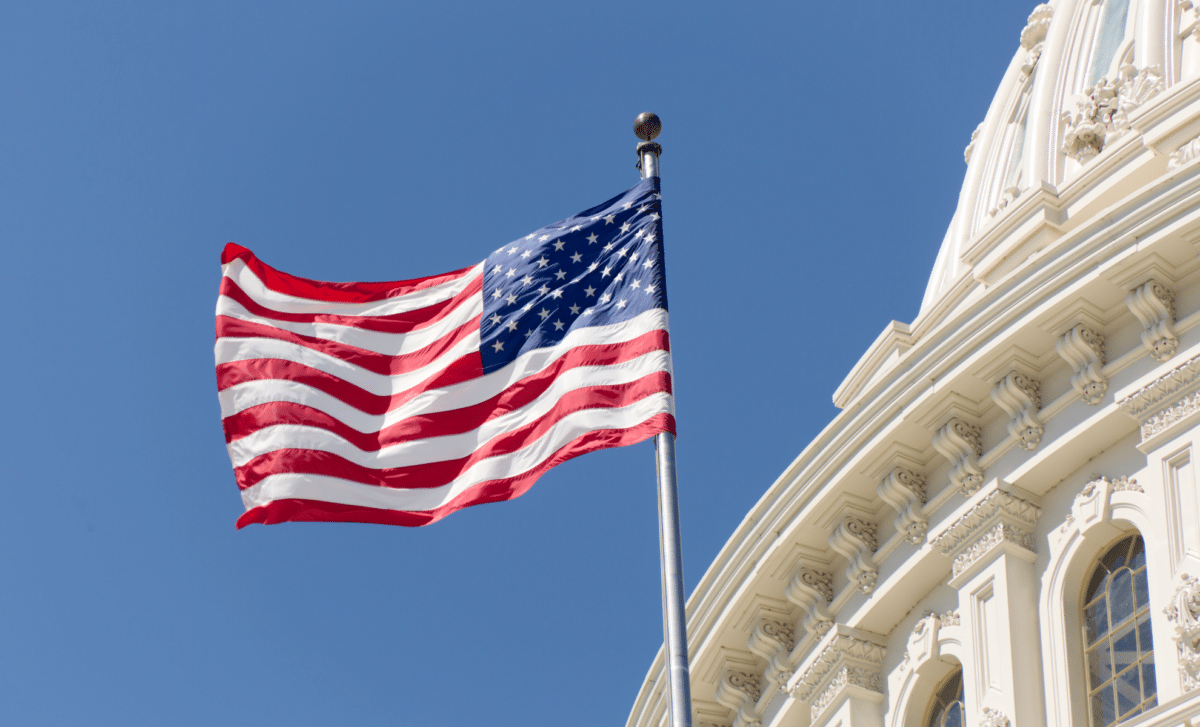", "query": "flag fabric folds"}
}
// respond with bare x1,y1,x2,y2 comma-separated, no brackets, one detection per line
216,178,675,528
